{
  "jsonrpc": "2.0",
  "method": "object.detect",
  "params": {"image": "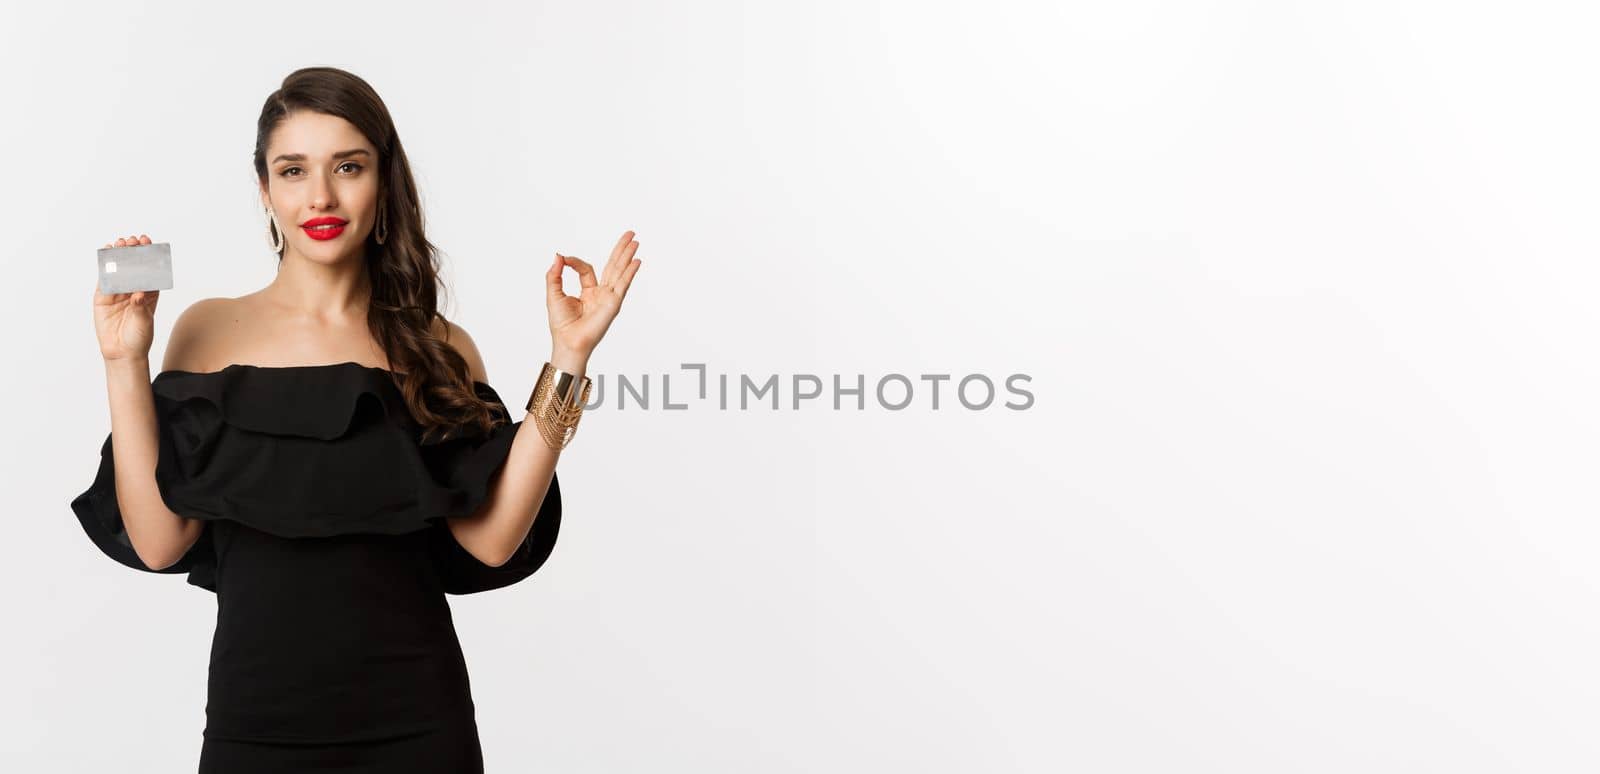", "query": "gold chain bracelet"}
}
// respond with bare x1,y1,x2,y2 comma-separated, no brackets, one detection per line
526,362,592,449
